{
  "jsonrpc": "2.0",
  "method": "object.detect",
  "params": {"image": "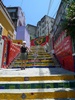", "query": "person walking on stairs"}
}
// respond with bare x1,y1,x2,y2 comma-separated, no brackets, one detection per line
20,41,29,70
